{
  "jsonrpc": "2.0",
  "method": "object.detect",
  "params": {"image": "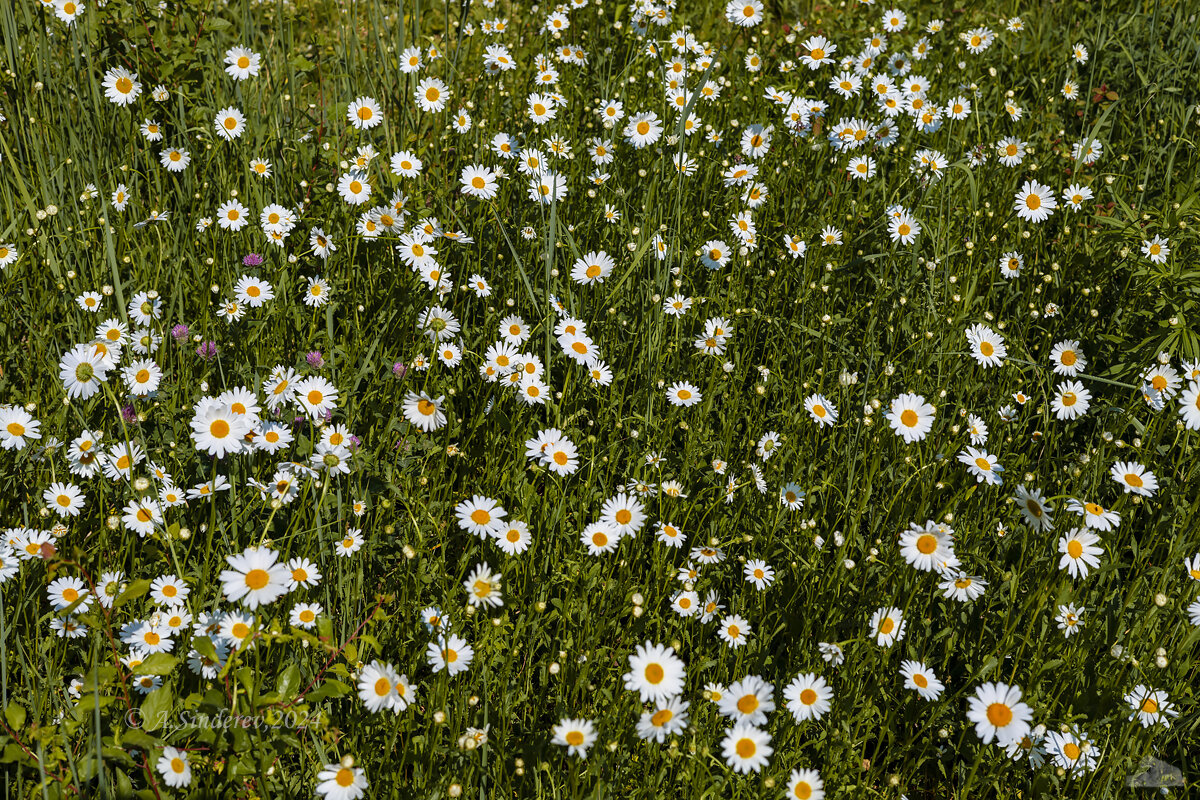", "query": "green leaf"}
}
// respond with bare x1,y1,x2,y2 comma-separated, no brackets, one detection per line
134,653,178,676
192,636,219,663
3,703,25,731
140,688,173,732
276,665,301,700
305,679,352,702
113,580,151,610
